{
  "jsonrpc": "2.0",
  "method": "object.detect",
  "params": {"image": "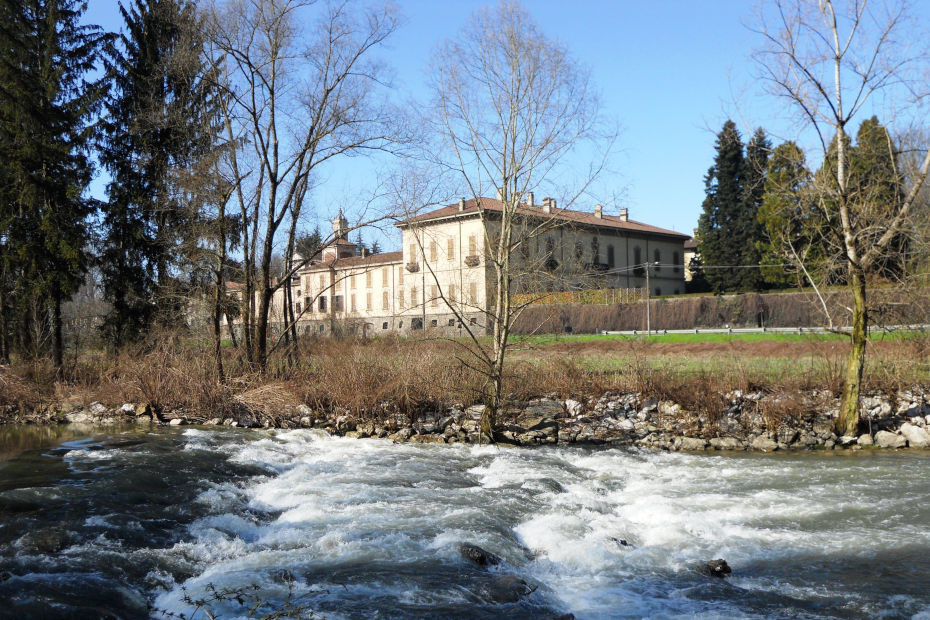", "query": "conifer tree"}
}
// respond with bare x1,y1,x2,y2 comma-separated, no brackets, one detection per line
100,0,216,346
696,120,746,293
740,128,770,290
0,0,106,369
